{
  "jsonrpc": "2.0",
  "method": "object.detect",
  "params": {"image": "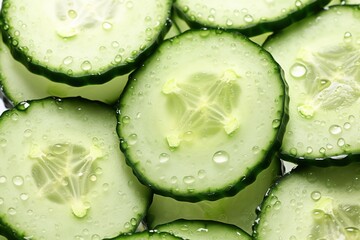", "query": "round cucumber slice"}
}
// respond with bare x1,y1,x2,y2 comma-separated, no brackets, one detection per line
0,40,128,105
146,154,282,234
264,5,360,163
112,231,182,240
254,161,360,239
0,97,151,239
117,29,287,201
173,0,331,36
0,0,172,86
155,219,252,240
